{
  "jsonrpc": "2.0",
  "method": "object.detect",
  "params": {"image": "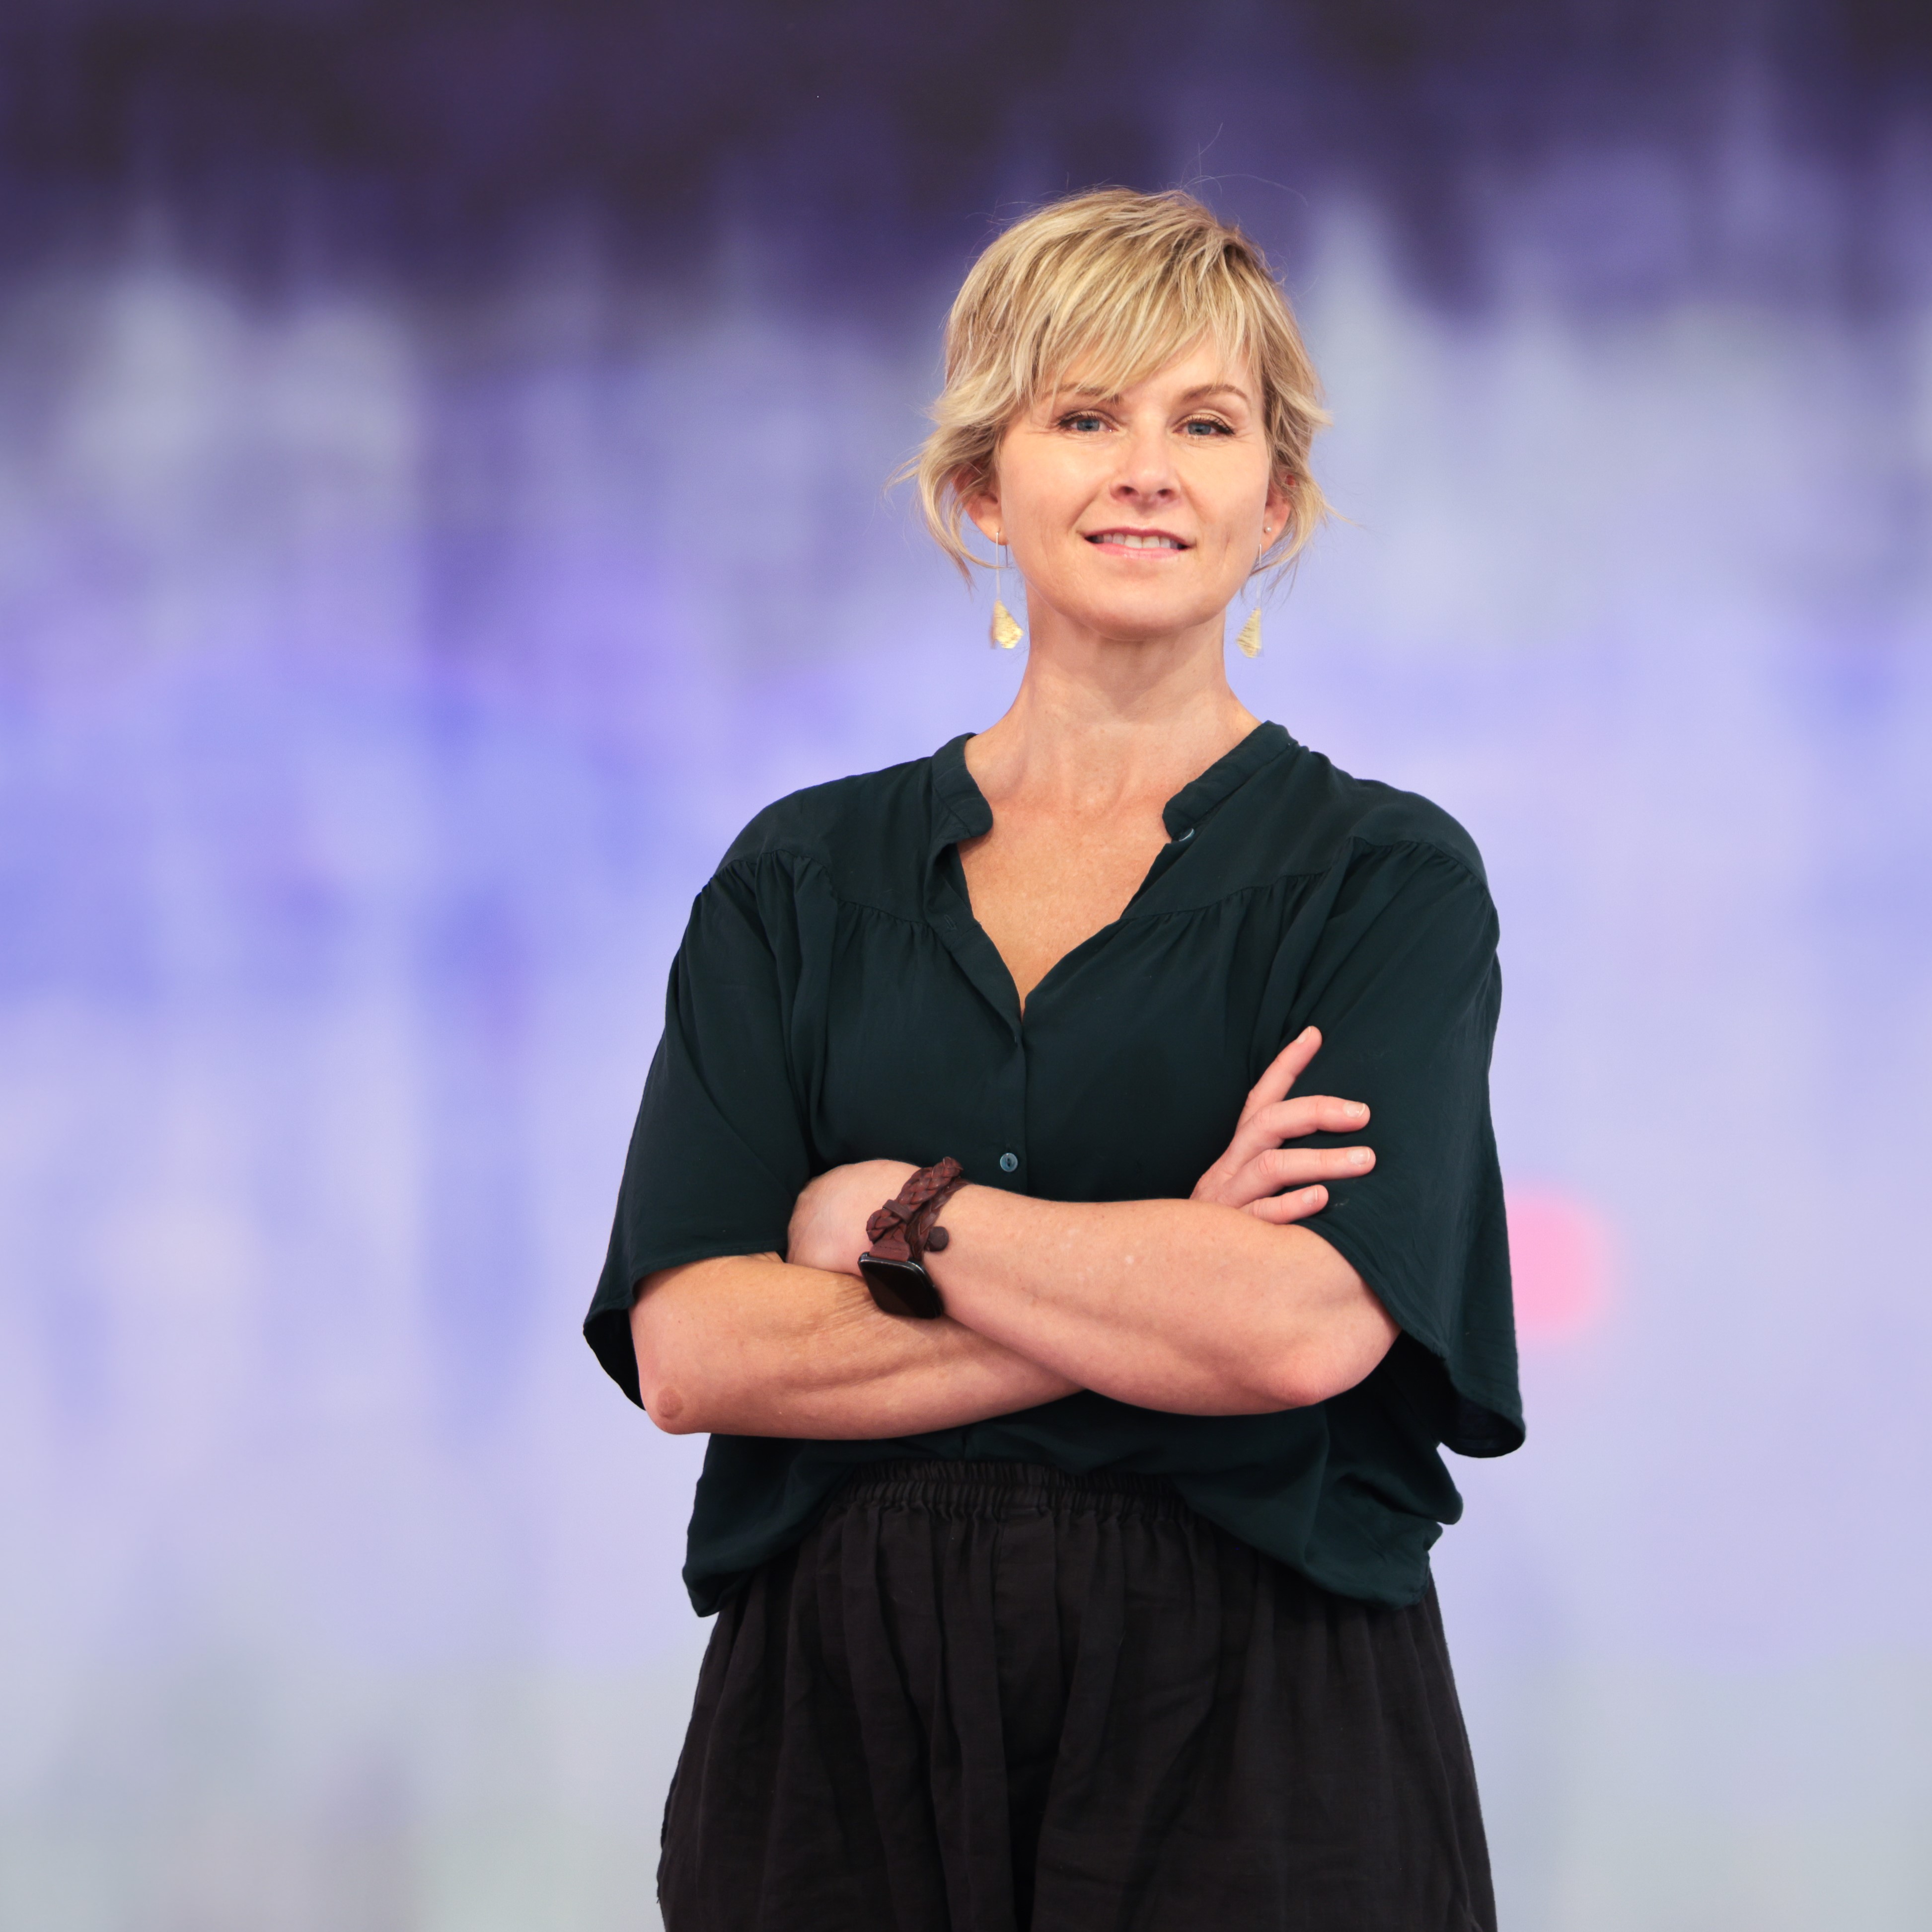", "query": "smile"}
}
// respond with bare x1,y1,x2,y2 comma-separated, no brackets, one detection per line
1084,530,1189,550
